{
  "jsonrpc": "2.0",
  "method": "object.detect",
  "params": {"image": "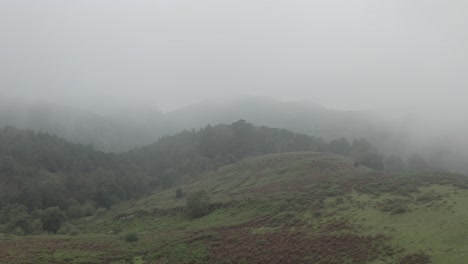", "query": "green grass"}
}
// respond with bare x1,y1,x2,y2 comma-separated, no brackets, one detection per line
0,234,129,264
8,152,468,263
340,185,468,263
